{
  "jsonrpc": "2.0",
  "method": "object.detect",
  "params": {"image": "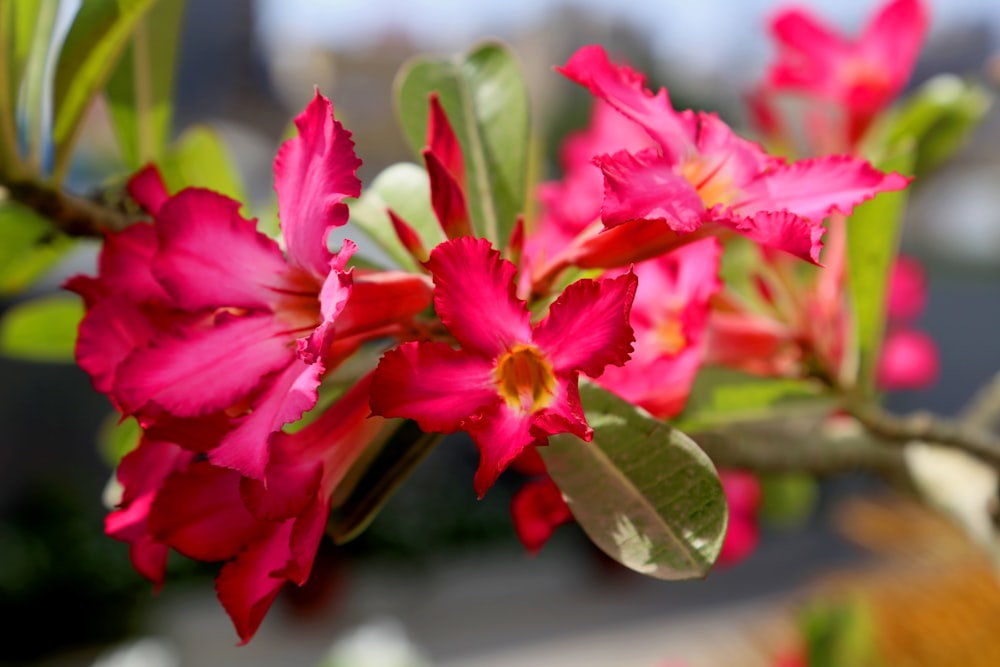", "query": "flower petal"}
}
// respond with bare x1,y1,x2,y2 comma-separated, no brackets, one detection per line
127,165,170,216
740,155,910,224
274,91,362,279
724,211,825,265
152,189,297,311
74,295,159,396
114,313,295,417
425,237,531,355
558,45,695,163
510,477,573,554
533,271,637,378
147,461,263,563
599,148,705,233
334,270,433,338
209,357,324,480
467,402,537,498
370,341,496,434
877,327,939,390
